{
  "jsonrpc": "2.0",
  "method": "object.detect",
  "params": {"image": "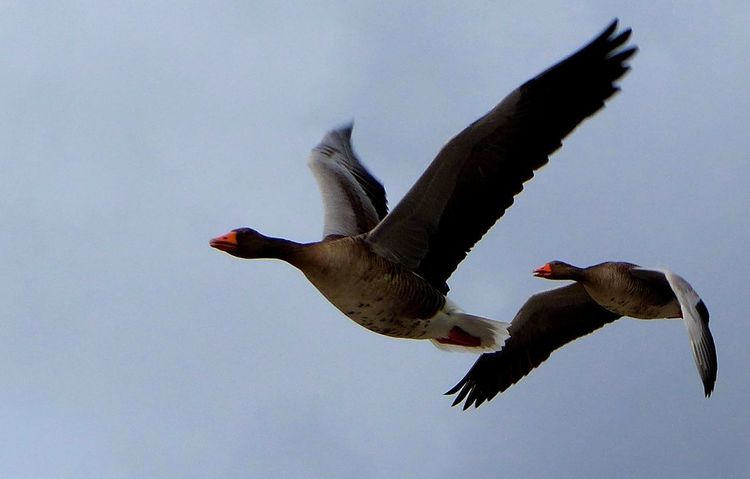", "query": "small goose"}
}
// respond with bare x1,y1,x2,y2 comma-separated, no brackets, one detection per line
210,21,636,353
448,261,717,409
